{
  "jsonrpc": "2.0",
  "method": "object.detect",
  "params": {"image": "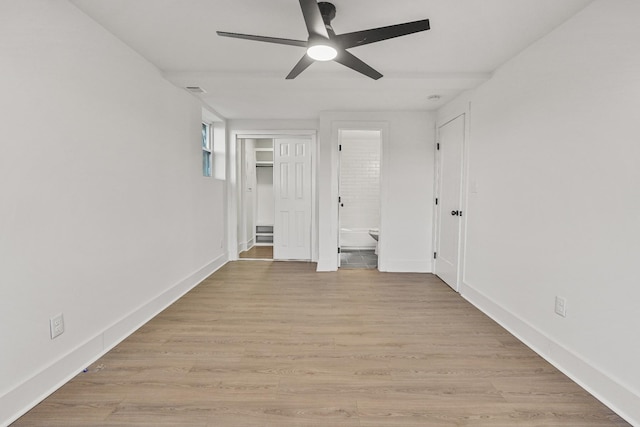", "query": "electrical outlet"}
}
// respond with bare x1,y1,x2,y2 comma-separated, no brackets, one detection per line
555,296,567,318
50,313,65,339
